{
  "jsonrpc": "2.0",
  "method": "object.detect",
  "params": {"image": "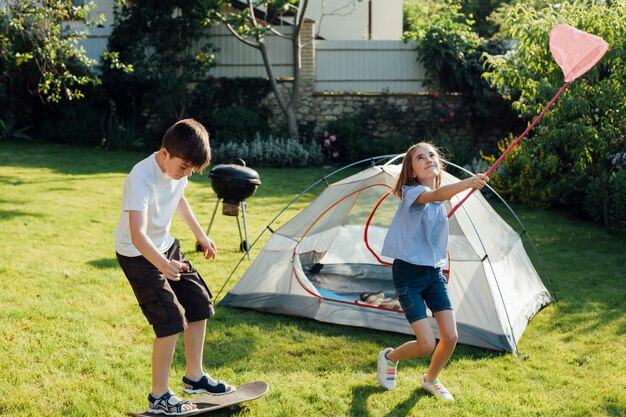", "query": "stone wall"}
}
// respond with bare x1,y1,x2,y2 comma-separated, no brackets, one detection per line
263,81,511,147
